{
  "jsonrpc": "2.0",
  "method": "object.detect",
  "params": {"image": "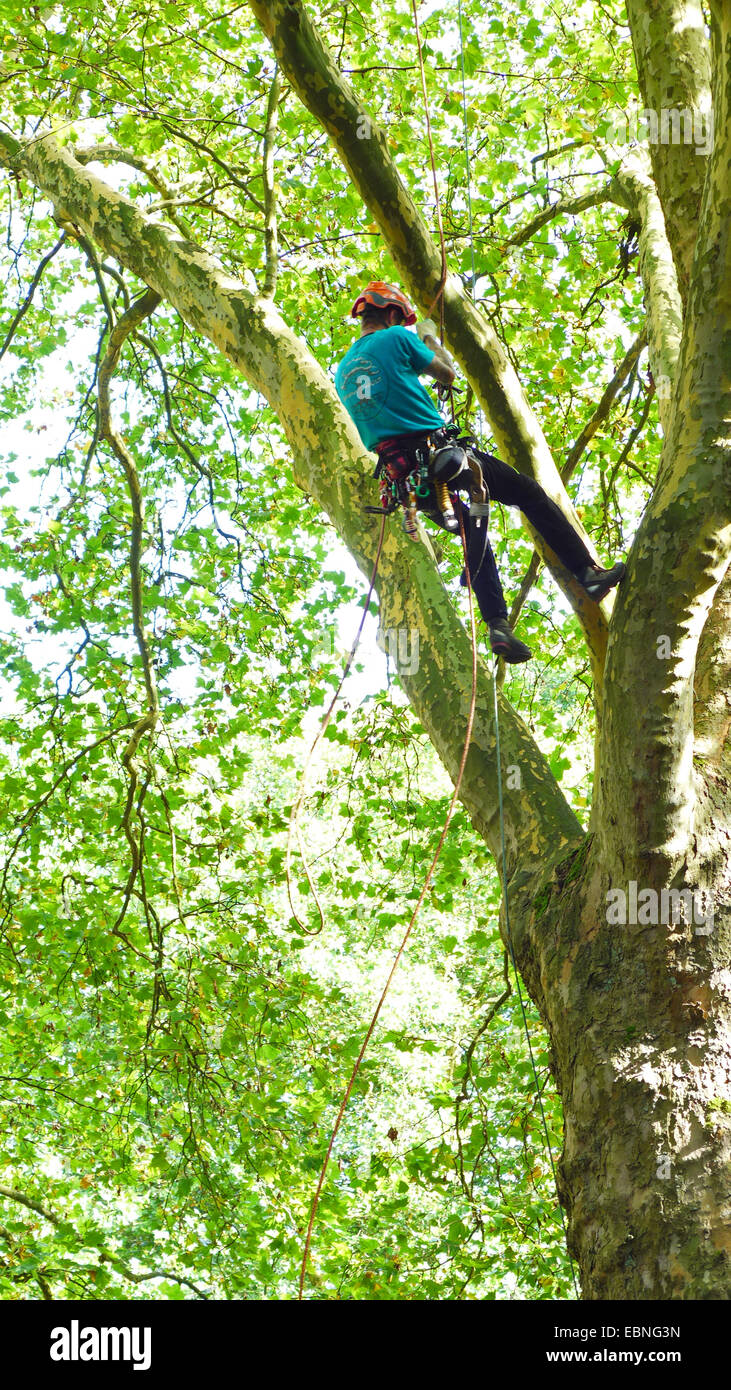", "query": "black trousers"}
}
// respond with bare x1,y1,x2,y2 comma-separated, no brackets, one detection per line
418,445,594,623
